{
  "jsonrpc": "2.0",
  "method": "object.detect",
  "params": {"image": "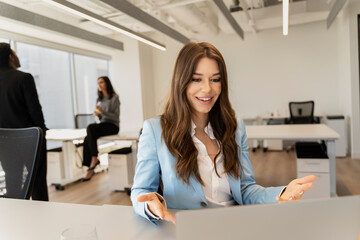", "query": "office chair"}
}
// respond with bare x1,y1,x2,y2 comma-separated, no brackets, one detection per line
285,101,322,152
75,114,95,129
285,101,319,124
0,127,43,199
